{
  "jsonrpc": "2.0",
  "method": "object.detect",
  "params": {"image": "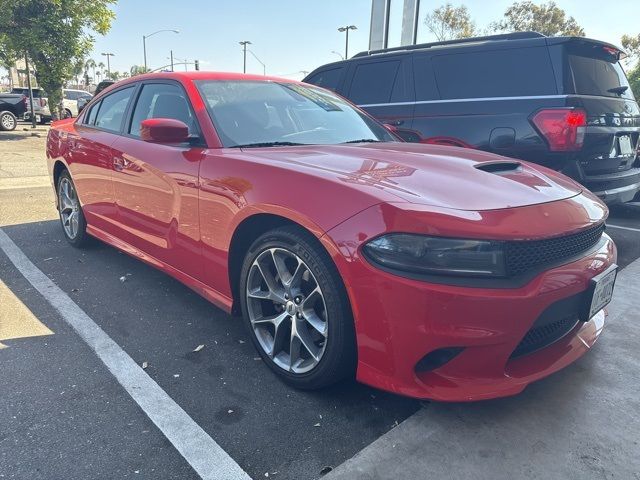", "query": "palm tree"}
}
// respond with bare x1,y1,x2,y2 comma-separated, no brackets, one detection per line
85,58,96,84
97,61,106,80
